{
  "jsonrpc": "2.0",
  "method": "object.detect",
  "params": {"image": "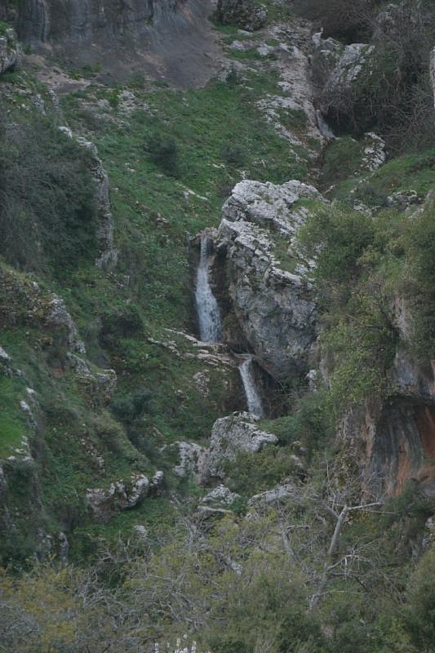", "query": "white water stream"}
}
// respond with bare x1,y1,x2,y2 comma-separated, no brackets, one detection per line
195,234,222,343
239,356,264,419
